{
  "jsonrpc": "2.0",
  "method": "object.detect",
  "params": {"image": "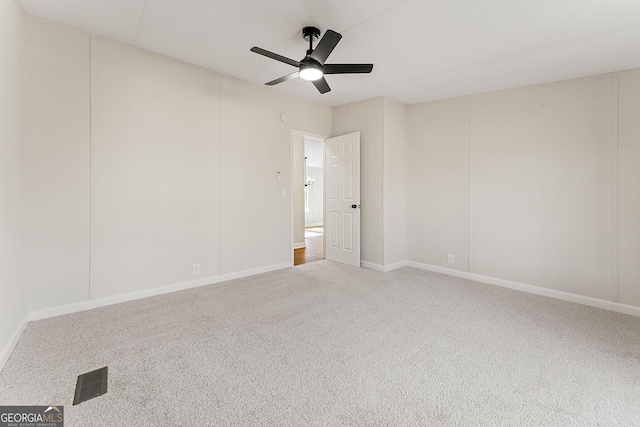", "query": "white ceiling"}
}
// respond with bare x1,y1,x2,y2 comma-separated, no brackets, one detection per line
19,0,640,106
